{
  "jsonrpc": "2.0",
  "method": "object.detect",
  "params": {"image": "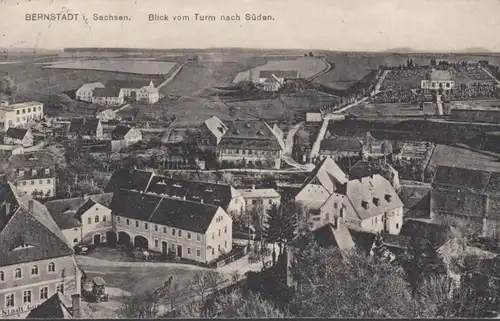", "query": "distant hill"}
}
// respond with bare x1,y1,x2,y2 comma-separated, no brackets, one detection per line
459,47,491,53
384,47,419,54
